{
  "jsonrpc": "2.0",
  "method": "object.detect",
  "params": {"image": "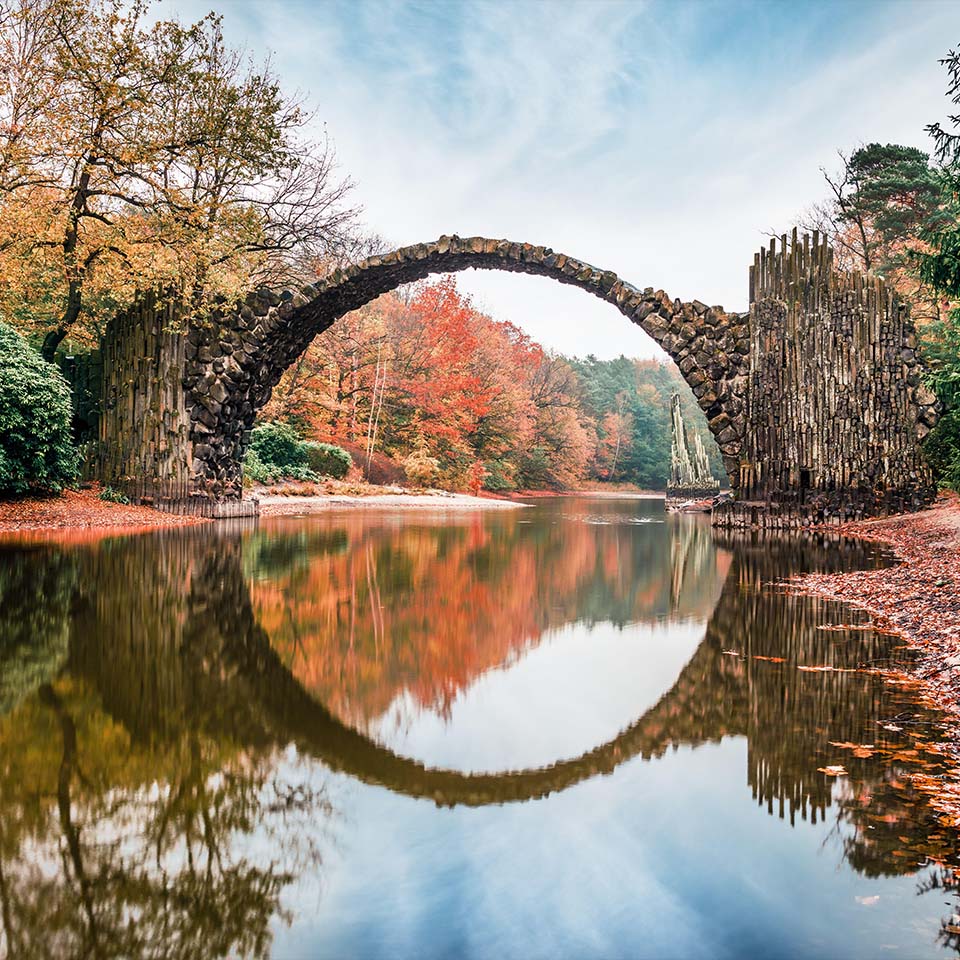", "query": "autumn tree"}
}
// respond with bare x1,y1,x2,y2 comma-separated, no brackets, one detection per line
261,277,728,493
793,143,949,323
0,0,358,358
